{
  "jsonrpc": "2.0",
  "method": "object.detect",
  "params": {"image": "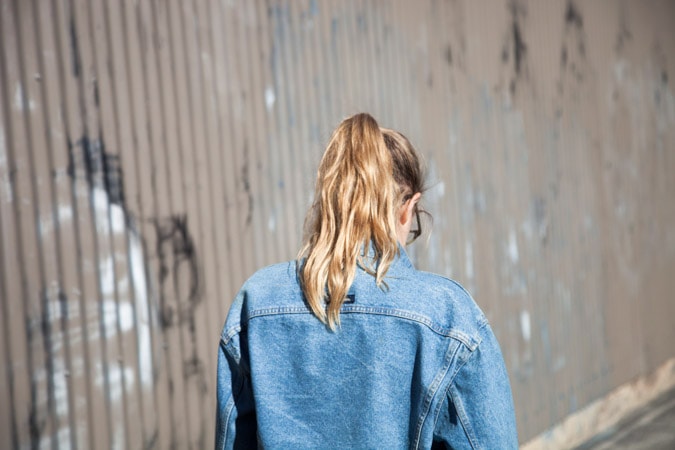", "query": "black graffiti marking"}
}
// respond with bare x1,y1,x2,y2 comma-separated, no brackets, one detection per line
533,197,549,246
25,288,72,447
564,1,583,30
615,12,632,53
152,214,207,433
557,0,588,93
445,45,453,66
28,403,45,449
183,353,207,391
152,214,201,330
146,430,158,449
564,1,586,58
241,143,253,227
69,13,81,78
67,133,126,209
511,19,526,76
93,78,100,108
504,1,527,95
